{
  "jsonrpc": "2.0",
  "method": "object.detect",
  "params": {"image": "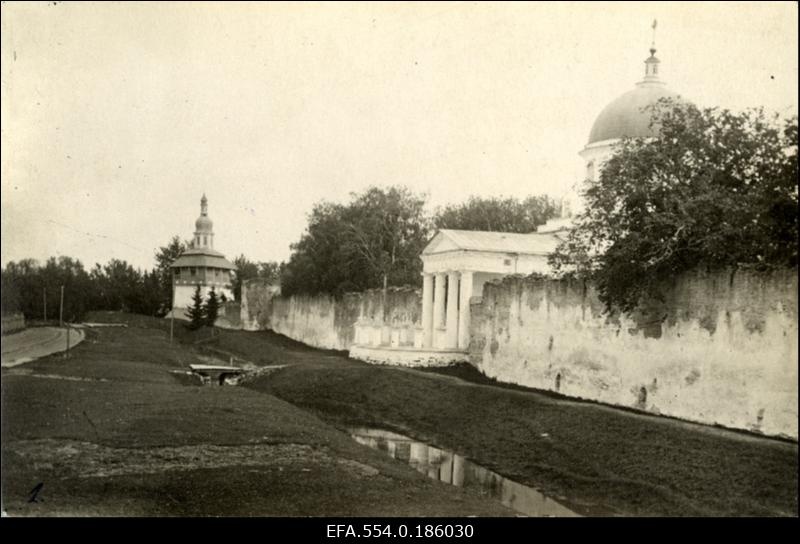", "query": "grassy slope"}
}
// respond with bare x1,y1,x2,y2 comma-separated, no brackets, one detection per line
6,311,795,517
1,313,514,517
182,322,798,517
